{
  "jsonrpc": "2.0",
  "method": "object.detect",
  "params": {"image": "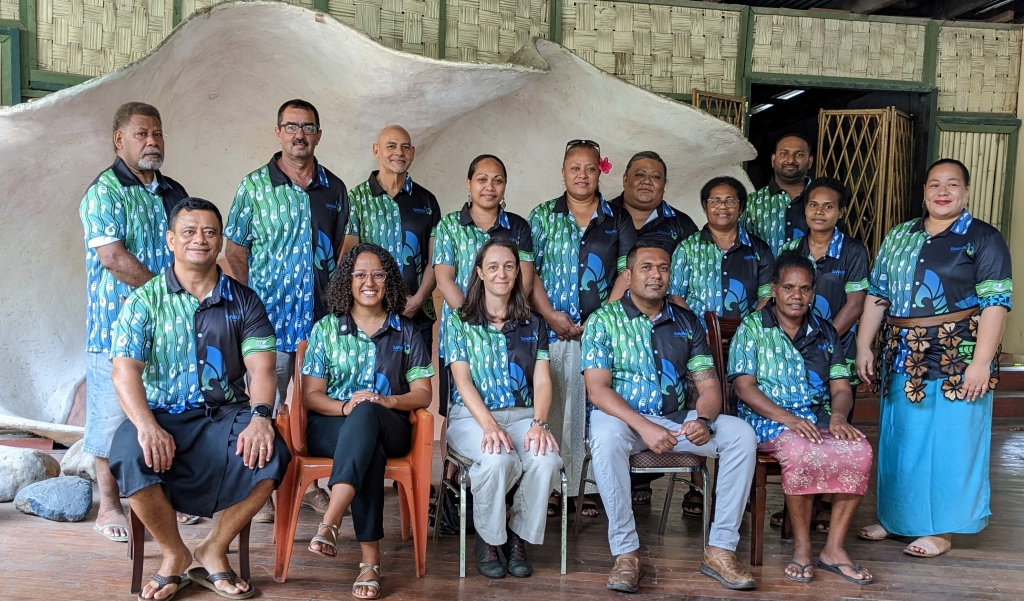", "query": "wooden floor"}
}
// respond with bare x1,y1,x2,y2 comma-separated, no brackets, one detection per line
3,423,1024,601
